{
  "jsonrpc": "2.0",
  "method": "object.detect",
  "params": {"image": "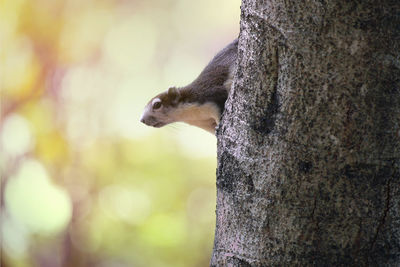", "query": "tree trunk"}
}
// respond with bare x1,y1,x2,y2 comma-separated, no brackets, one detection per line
211,0,400,266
